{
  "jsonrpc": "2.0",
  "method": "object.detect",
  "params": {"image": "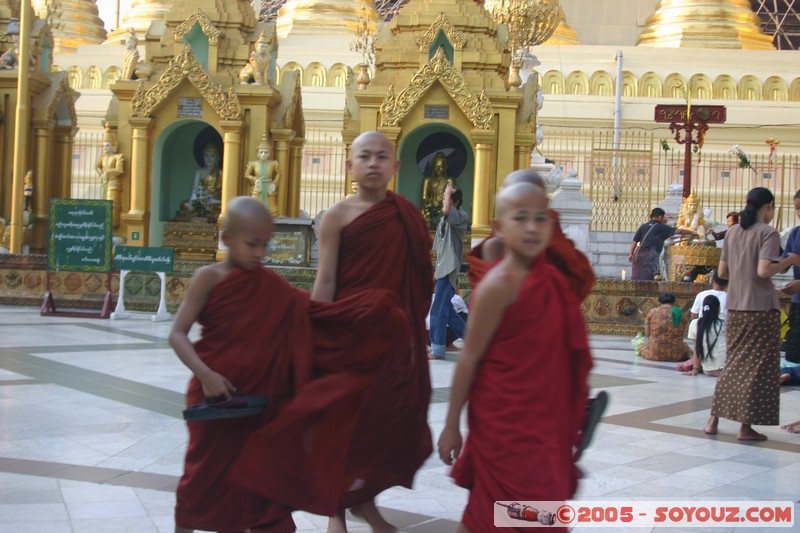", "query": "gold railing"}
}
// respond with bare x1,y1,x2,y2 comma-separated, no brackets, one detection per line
299,124,347,218
70,131,104,200
539,127,800,232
